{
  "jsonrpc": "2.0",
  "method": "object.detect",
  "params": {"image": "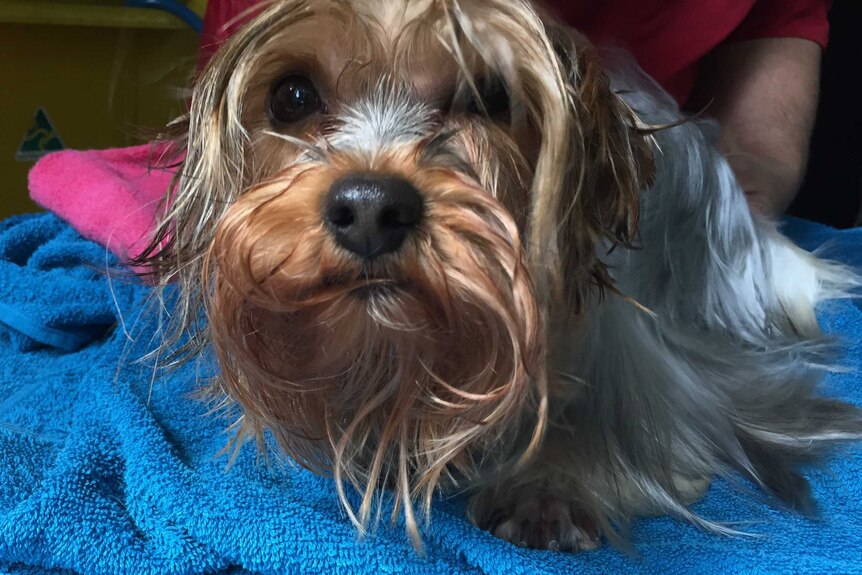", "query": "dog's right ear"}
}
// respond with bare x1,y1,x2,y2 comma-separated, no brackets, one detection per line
554,30,655,309
549,29,655,314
